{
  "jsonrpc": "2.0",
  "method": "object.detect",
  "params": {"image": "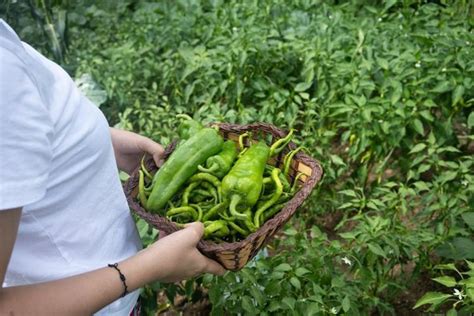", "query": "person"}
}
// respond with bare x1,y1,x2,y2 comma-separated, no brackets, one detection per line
0,19,225,315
